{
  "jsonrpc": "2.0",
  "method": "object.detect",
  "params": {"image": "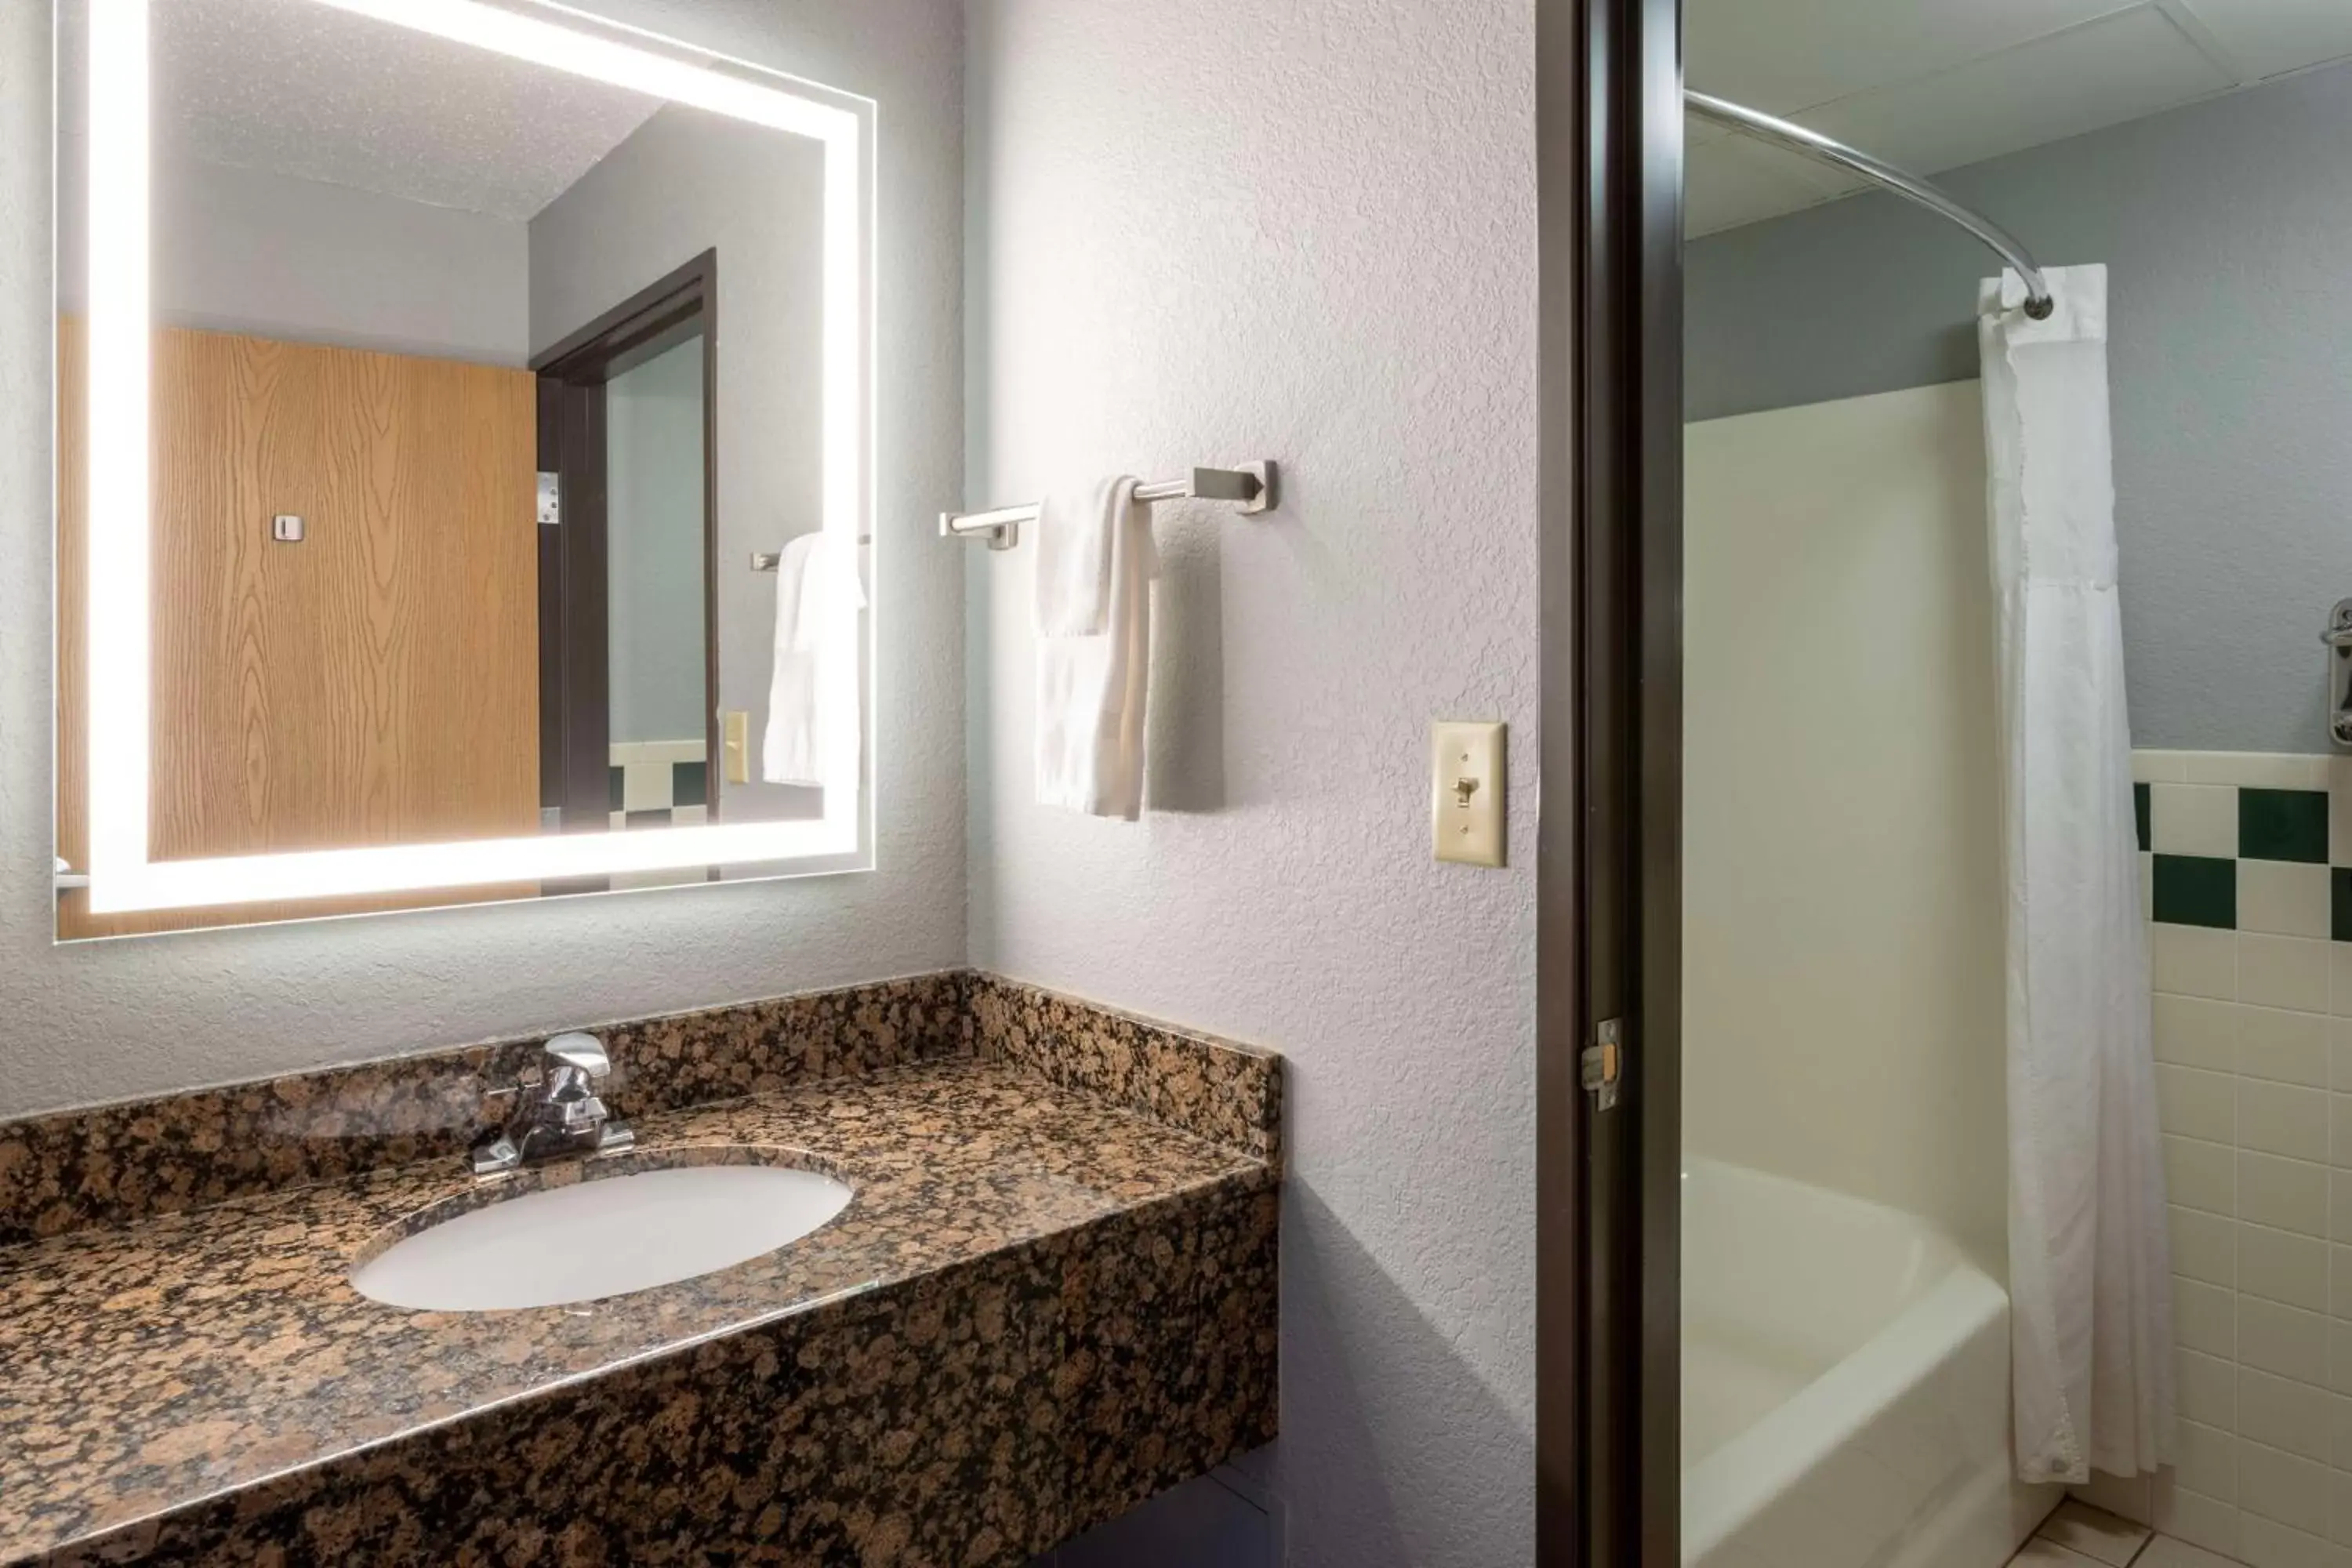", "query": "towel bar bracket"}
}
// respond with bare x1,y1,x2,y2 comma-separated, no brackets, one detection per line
940,460,1279,551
